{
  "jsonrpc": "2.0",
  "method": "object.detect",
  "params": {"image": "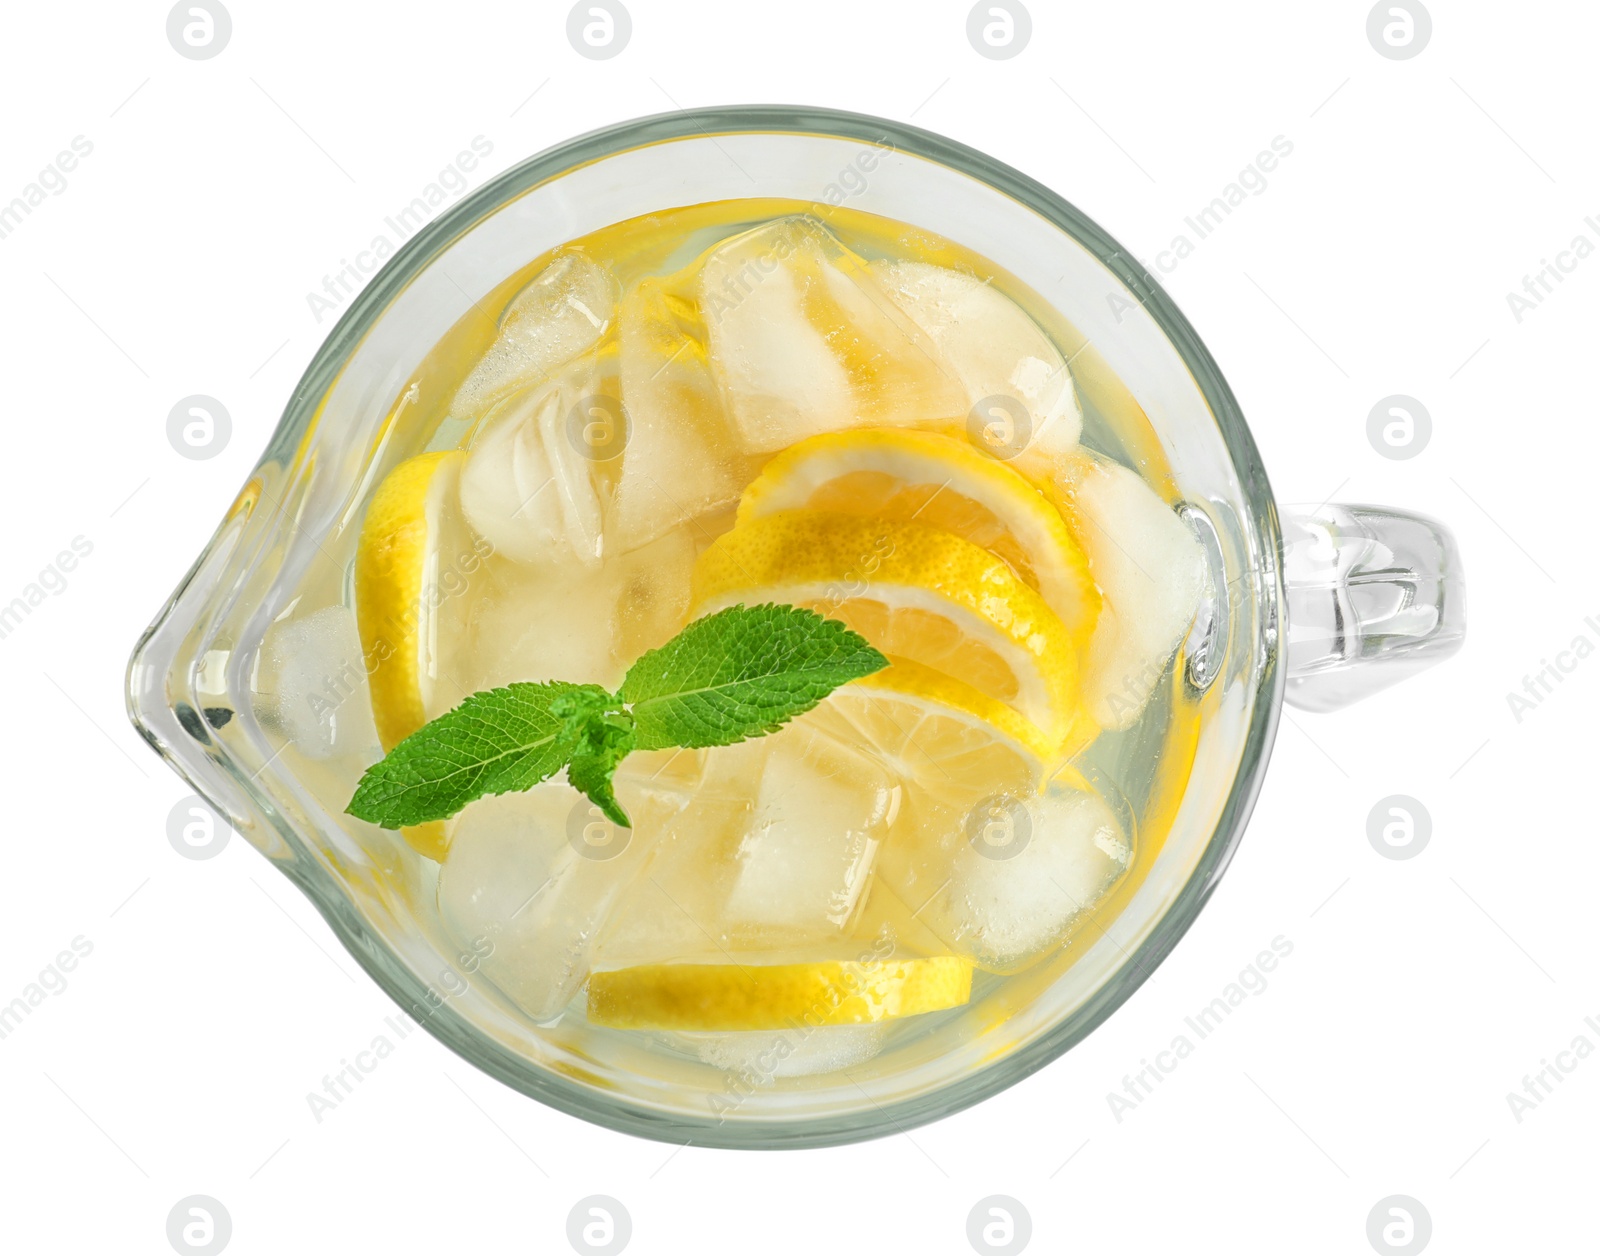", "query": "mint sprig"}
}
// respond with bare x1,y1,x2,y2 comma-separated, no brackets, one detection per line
346,604,888,831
